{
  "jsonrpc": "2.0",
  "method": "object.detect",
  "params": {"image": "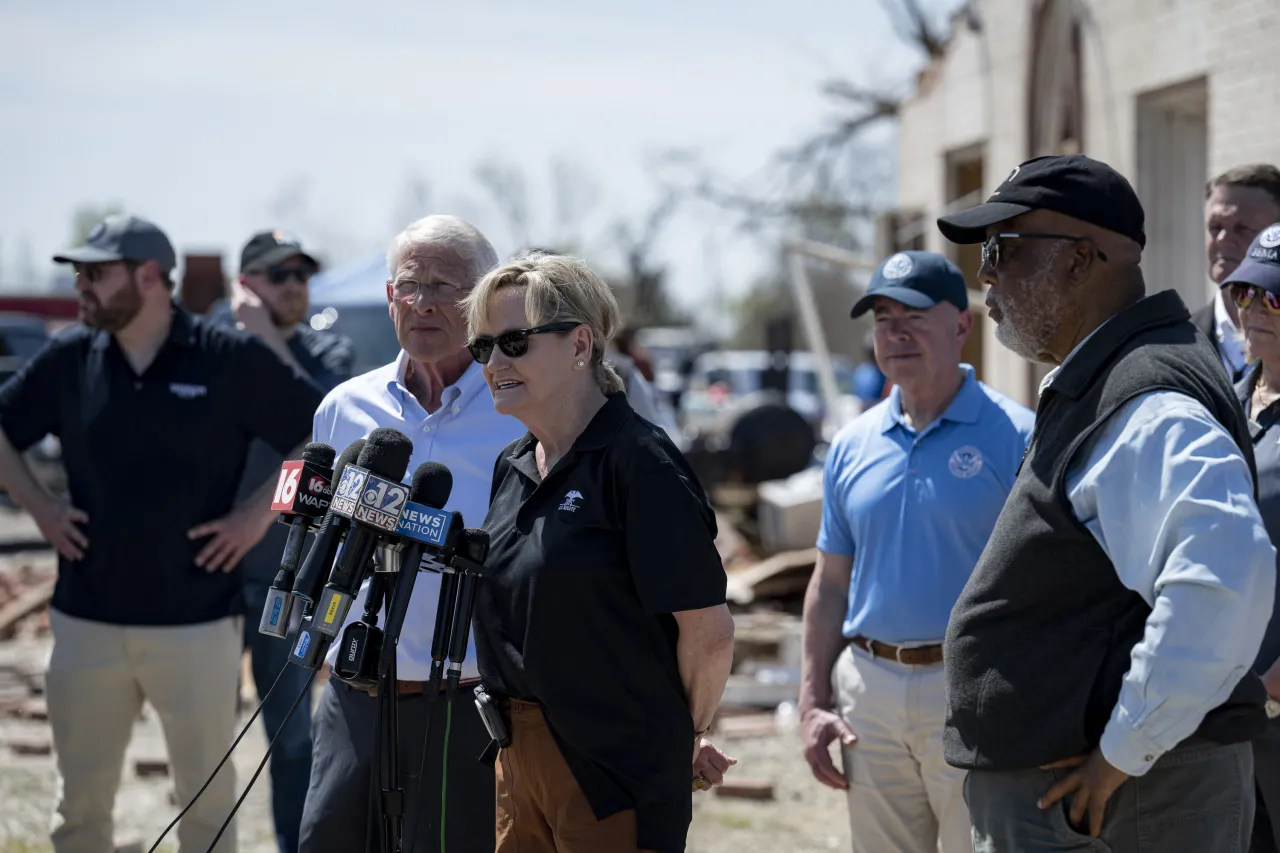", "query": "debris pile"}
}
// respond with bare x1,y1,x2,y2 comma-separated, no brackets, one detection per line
0,559,55,641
